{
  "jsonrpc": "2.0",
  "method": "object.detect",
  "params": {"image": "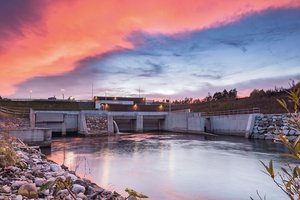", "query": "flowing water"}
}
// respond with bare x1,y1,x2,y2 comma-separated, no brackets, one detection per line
43,133,294,200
